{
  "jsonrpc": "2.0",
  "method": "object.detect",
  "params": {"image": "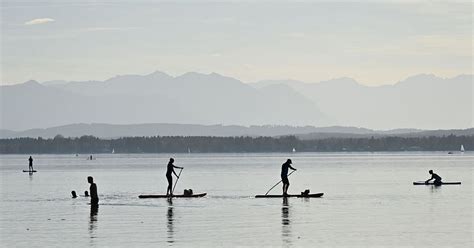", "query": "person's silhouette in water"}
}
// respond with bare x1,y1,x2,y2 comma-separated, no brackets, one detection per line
87,176,99,206
166,158,183,196
281,159,296,196
28,156,33,171
425,170,442,186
